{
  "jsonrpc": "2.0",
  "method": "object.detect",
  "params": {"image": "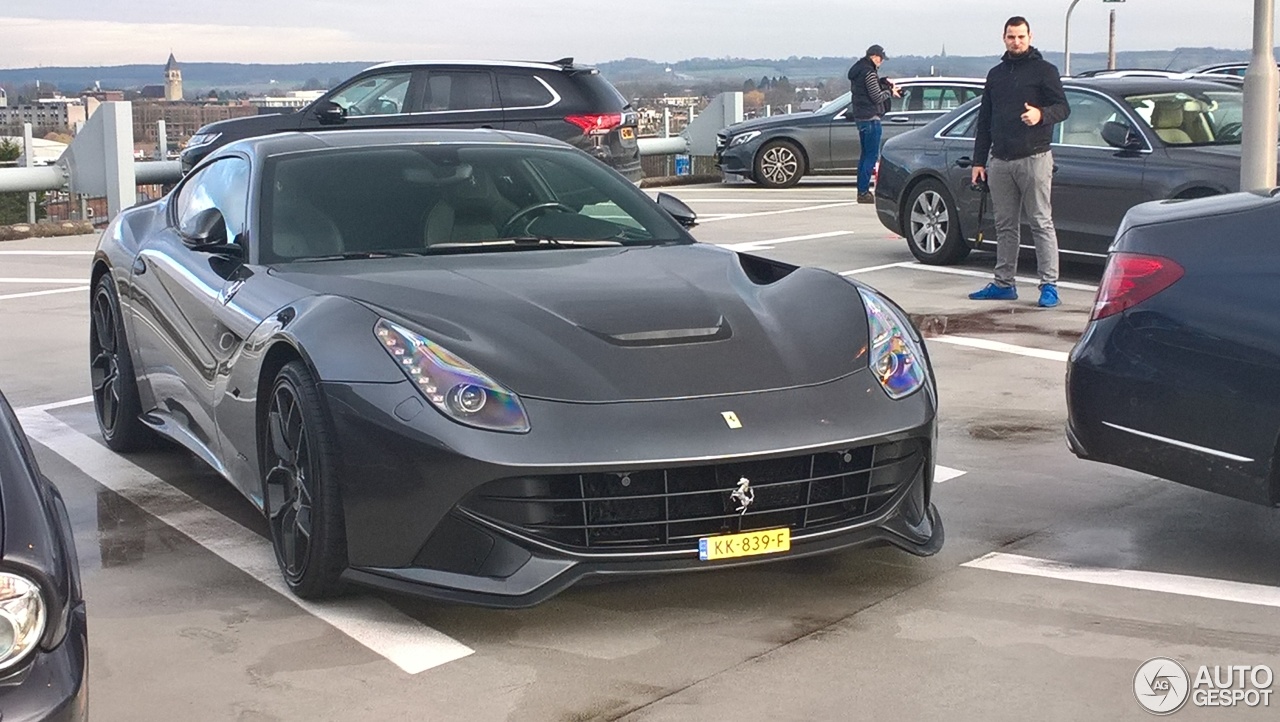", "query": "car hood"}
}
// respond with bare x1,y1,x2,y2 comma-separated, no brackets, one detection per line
269,244,871,402
724,112,828,135
196,110,299,138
